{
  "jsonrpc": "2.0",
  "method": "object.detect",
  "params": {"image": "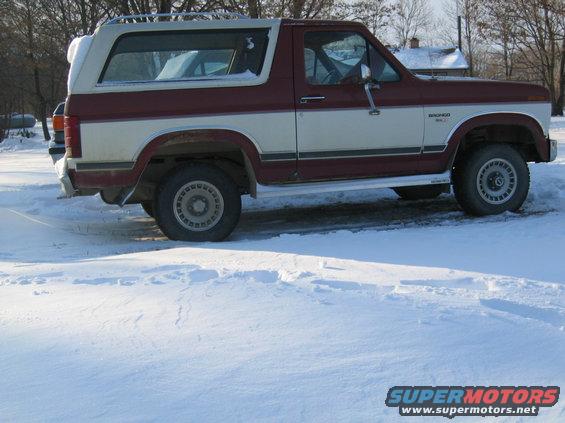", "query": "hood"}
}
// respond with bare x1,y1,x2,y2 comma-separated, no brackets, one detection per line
417,76,550,105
